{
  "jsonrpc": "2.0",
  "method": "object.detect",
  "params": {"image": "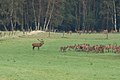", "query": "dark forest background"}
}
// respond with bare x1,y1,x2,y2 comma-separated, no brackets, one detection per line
0,0,120,32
